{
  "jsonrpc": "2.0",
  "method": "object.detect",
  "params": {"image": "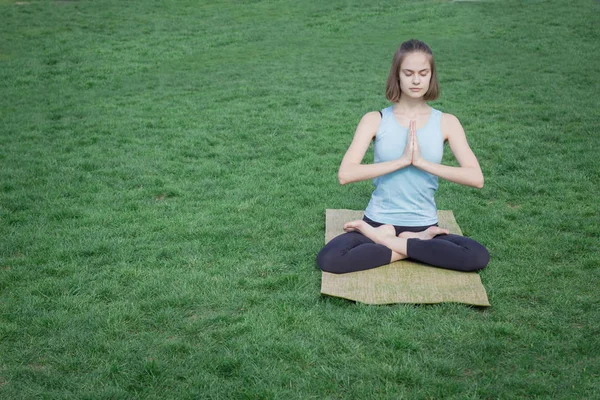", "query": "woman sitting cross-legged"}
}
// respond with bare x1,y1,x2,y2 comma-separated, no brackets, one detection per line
317,39,490,274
